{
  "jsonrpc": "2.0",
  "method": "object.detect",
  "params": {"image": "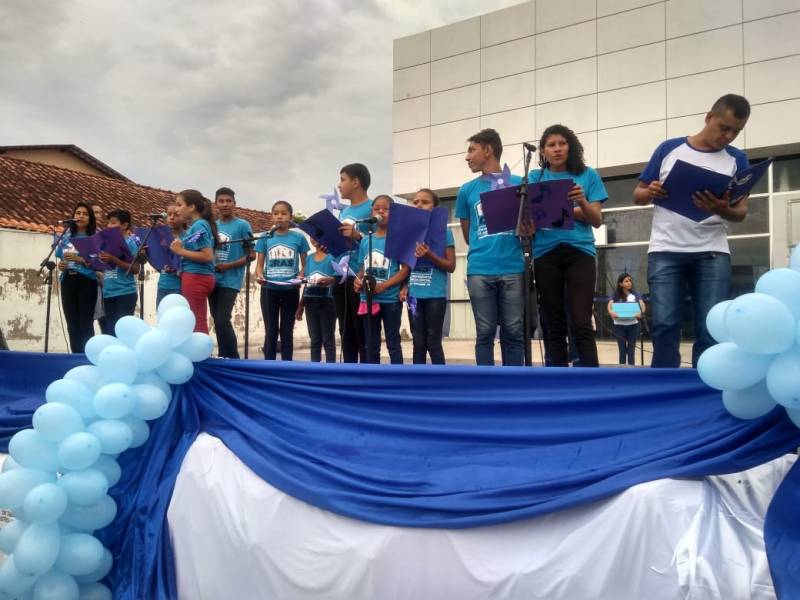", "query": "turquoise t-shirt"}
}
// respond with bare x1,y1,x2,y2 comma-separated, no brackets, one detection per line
103,235,140,298
255,230,310,290
454,175,524,275
158,269,181,291
337,199,373,261
528,166,607,259
303,252,336,299
357,234,402,304
55,231,97,281
180,219,215,275
215,217,253,291
408,228,455,299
